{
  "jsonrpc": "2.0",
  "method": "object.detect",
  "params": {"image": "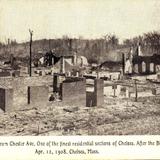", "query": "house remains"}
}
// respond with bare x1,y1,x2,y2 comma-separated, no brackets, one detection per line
124,44,160,75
